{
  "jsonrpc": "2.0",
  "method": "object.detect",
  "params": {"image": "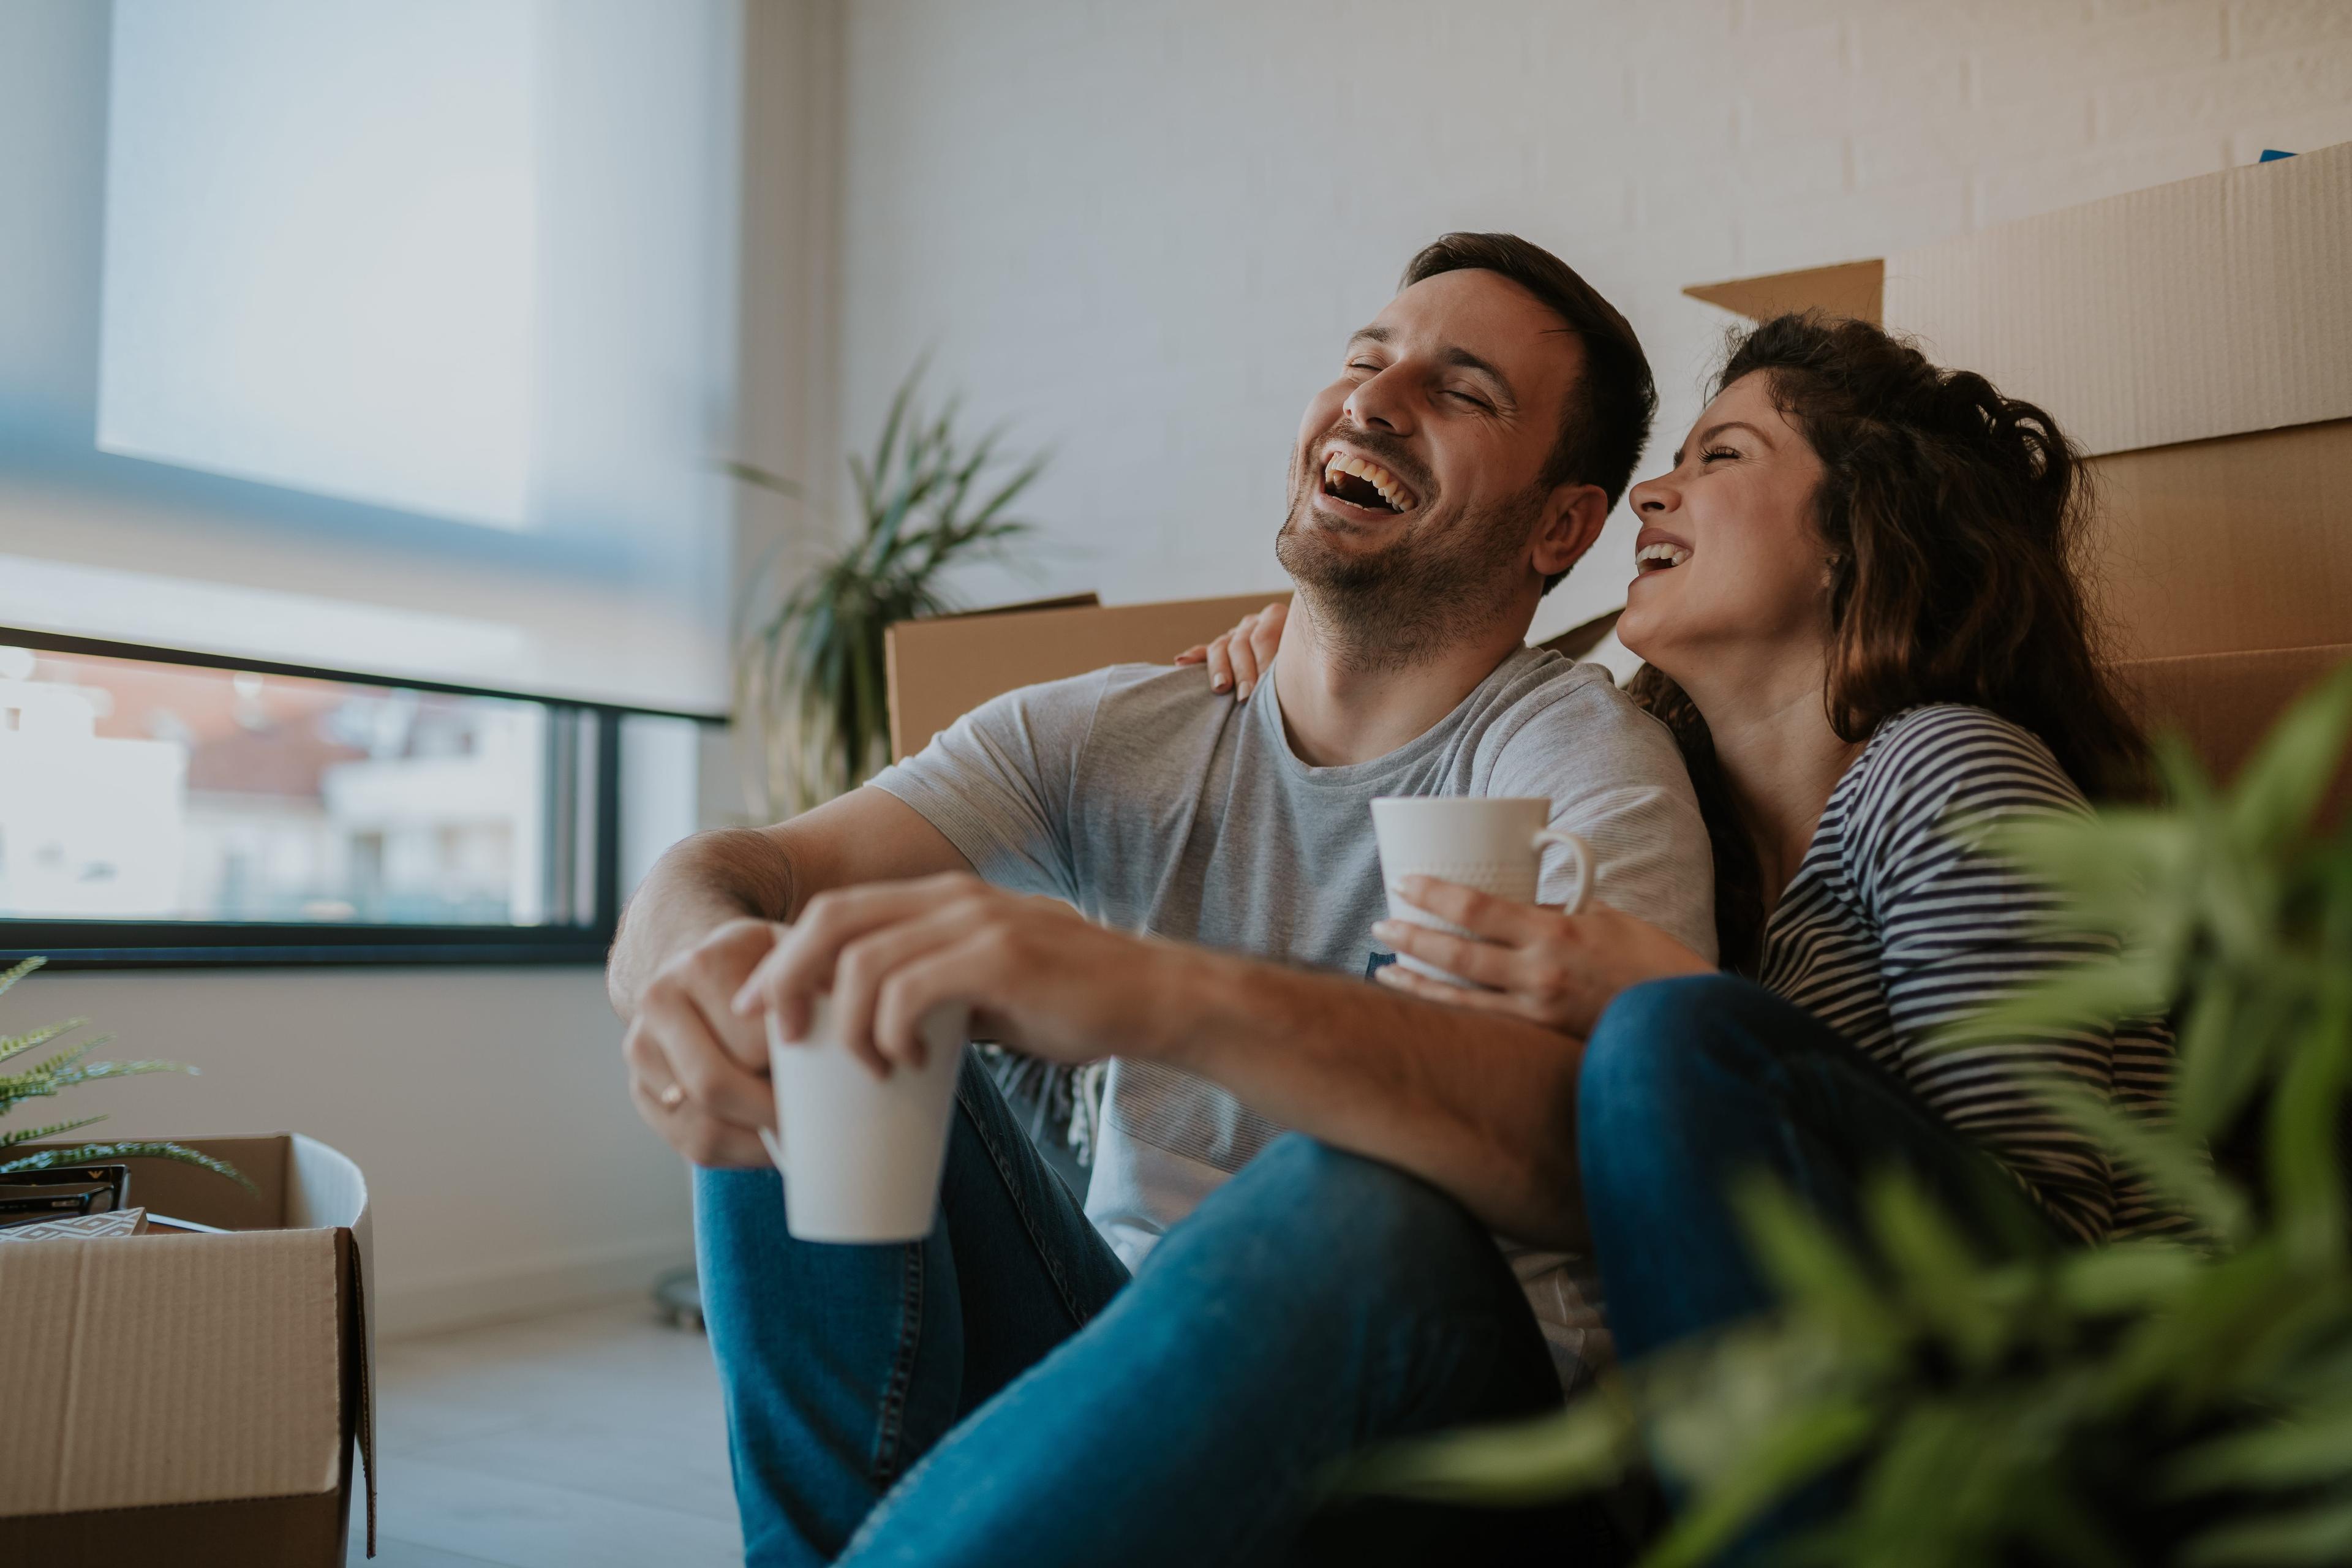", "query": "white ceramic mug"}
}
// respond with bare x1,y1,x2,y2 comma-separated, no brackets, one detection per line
760,998,969,1243
1370,796,1593,987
